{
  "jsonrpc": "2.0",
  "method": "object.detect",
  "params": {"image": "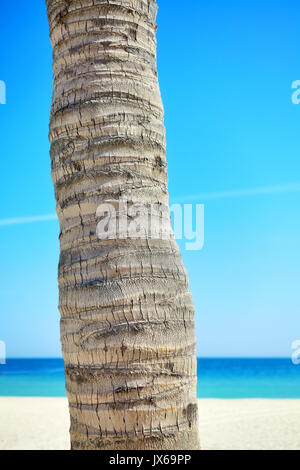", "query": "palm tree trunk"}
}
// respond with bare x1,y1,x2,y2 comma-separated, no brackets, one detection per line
47,0,200,450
